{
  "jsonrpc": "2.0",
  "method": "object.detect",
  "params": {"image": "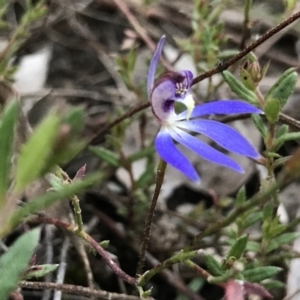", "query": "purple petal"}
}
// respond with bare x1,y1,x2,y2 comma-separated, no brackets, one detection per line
155,128,199,182
147,36,166,98
177,100,262,120
170,128,244,173
177,119,259,158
